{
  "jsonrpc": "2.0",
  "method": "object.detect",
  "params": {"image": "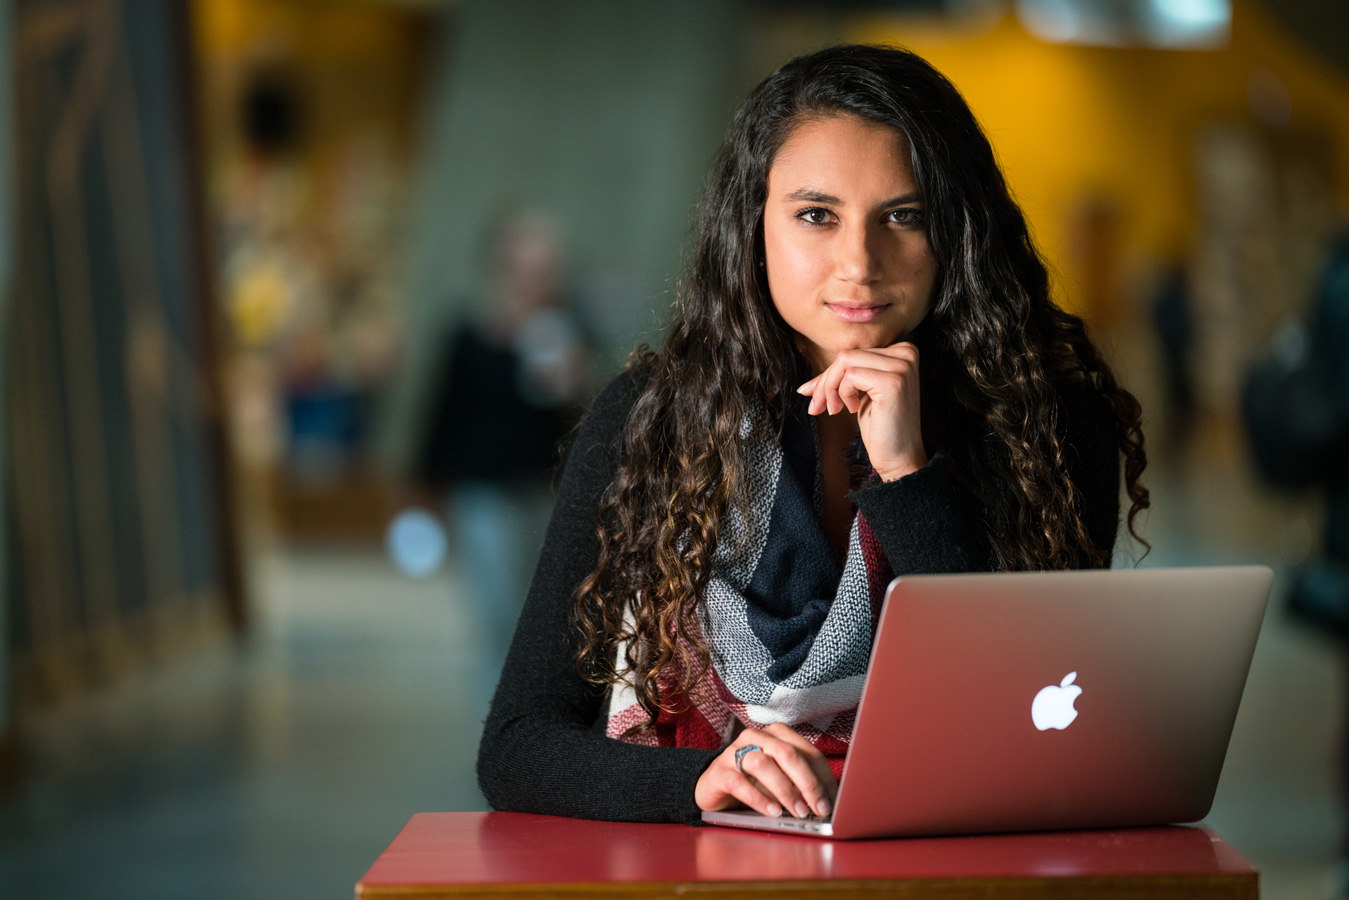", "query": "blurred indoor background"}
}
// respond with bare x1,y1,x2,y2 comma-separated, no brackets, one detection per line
2,0,1349,897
